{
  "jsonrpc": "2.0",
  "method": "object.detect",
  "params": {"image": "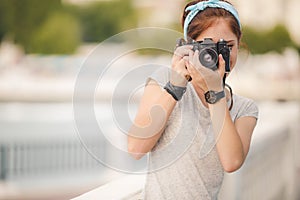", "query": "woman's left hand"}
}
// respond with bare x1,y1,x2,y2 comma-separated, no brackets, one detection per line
186,50,225,92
